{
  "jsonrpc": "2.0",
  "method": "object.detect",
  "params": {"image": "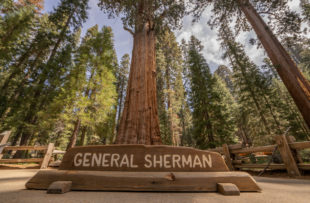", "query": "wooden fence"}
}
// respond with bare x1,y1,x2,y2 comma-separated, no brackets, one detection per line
210,135,310,177
0,131,55,169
